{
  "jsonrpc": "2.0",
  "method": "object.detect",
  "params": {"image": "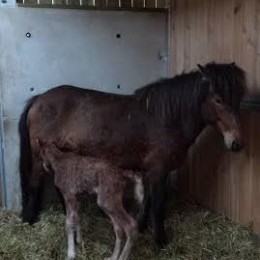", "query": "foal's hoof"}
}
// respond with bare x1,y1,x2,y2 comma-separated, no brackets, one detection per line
75,233,81,244
76,237,81,245
67,254,75,260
